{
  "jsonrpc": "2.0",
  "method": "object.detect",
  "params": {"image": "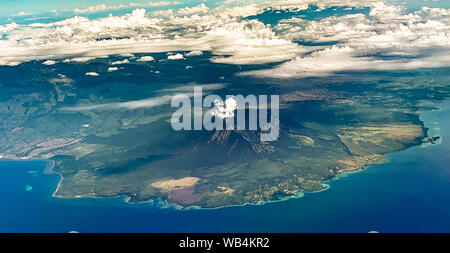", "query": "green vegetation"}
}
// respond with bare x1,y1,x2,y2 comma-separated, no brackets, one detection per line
0,59,448,208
